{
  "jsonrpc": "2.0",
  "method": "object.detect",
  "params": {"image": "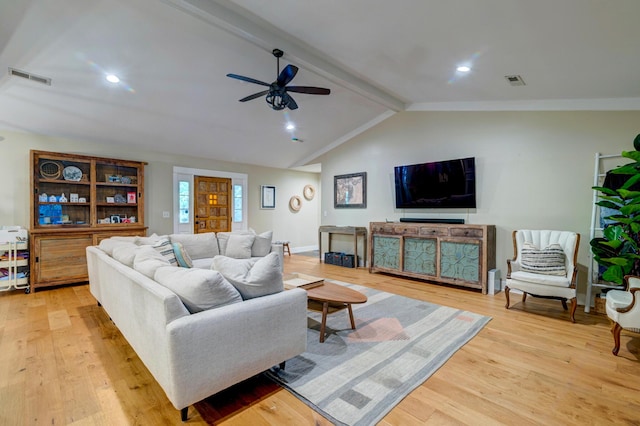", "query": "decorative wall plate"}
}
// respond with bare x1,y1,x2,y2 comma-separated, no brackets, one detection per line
62,166,82,181
303,184,315,200
289,195,302,211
